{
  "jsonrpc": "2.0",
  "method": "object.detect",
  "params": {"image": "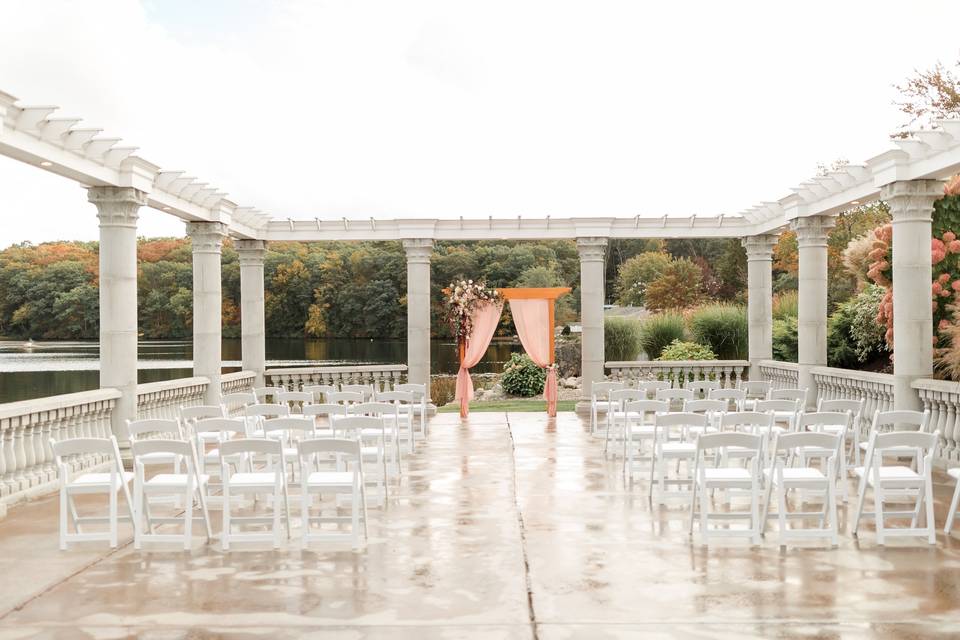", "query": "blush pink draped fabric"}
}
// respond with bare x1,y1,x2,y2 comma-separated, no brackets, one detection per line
455,301,503,416
508,298,559,416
